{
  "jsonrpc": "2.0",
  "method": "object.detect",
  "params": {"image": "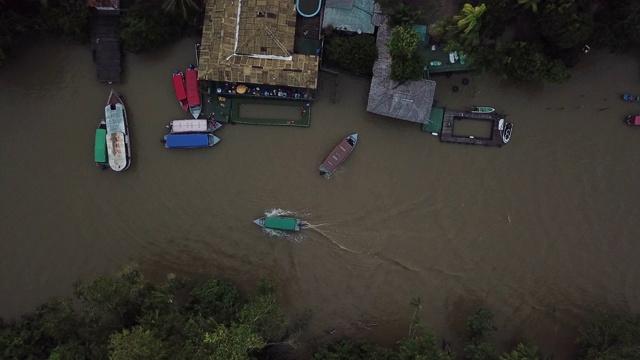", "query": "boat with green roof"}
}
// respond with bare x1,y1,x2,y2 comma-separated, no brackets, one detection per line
253,216,309,232
94,119,108,169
